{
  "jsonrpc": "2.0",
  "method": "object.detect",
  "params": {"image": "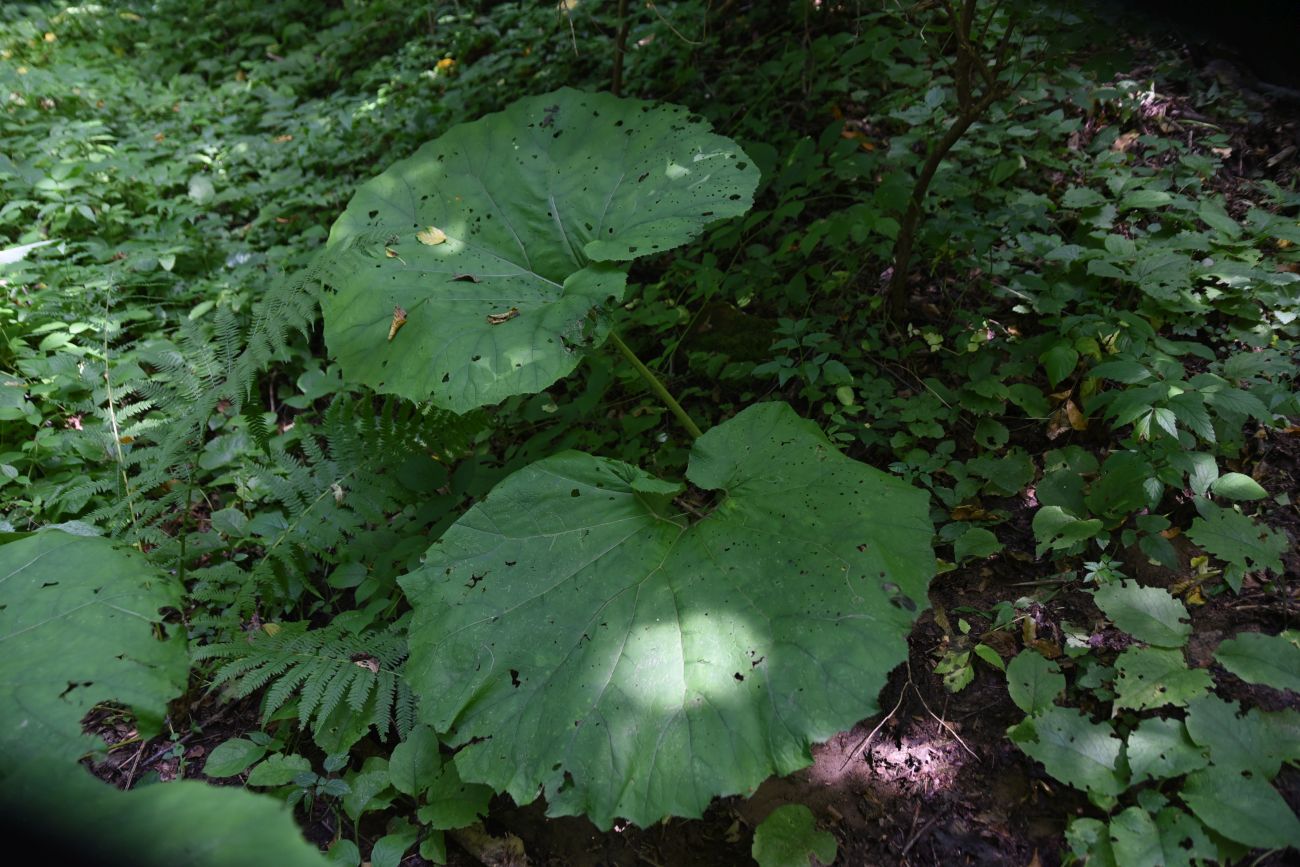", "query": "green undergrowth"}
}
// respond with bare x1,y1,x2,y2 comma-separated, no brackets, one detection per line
1,1,1296,865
